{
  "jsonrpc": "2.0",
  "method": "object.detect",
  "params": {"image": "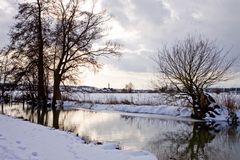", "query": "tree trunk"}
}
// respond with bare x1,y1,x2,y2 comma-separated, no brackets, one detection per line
191,95,201,119
191,92,210,119
198,93,209,117
52,109,60,129
52,73,62,110
37,109,42,124
1,87,4,113
37,0,47,109
52,73,61,128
